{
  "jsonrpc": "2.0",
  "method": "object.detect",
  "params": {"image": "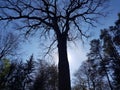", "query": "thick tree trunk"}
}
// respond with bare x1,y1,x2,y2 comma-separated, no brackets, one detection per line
57,33,71,90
